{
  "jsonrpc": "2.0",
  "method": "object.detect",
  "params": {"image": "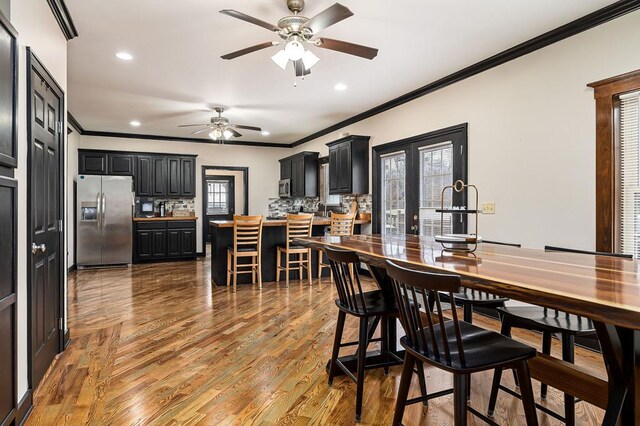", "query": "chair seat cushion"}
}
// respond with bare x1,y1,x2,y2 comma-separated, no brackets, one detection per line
497,306,595,334
336,290,397,316
277,244,307,250
402,321,535,372
228,246,257,253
